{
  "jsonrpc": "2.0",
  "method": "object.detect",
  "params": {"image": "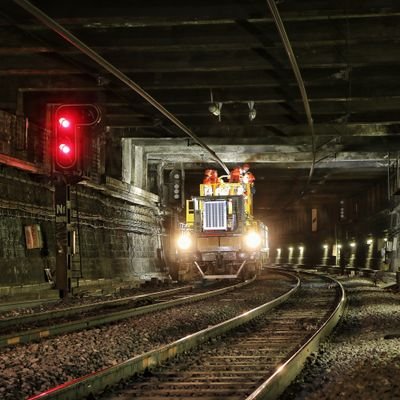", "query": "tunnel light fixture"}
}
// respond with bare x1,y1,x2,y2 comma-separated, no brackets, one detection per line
288,246,293,251
208,88,222,121
323,244,328,250
337,244,342,249
208,102,223,117
298,246,304,252
366,239,373,245
350,241,356,248
277,248,281,253
248,101,256,121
